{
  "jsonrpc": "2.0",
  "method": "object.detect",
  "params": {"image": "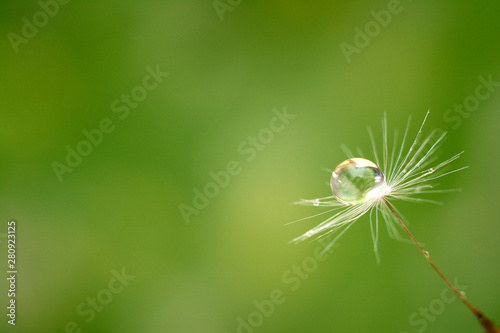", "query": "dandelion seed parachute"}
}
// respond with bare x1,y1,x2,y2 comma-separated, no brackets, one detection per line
292,112,467,262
